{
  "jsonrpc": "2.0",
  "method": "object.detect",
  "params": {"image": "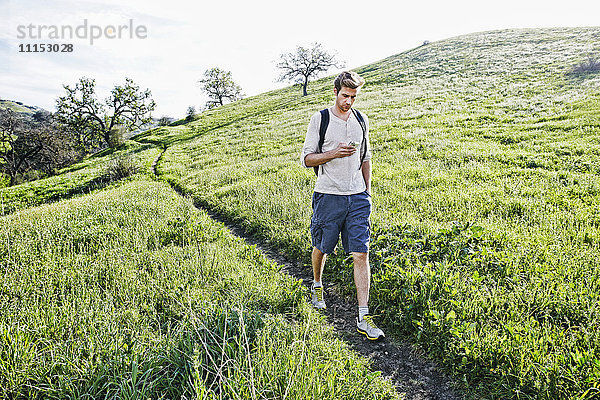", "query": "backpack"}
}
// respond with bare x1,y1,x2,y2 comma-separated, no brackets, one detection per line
313,108,367,176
